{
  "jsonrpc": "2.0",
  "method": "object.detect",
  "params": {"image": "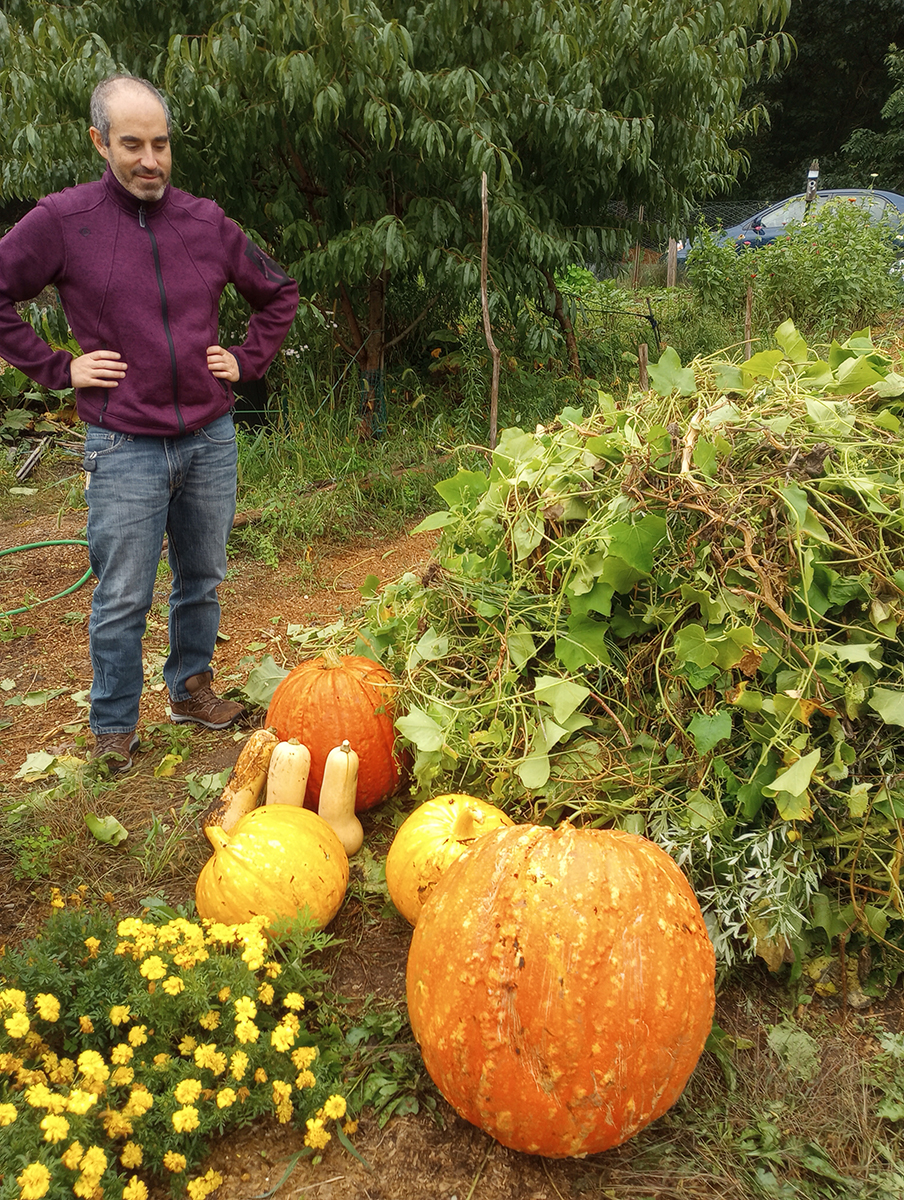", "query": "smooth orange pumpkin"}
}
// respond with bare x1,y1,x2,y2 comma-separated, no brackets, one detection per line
406,823,715,1158
386,794,514,926
195,804,348,931
265,650,401,811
